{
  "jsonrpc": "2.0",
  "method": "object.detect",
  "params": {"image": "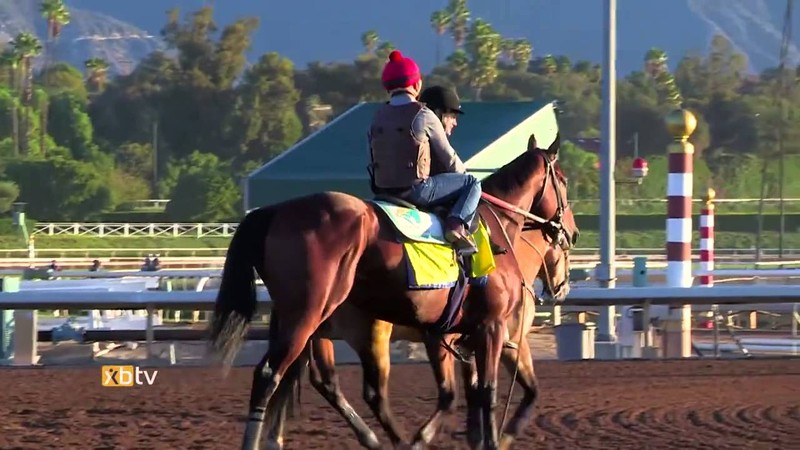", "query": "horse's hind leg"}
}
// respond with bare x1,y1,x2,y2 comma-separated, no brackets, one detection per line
498,338,538,450
411,334,458,448
245,214,367,449
308,337,381,449
355,320,409,447
242,310,318,450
